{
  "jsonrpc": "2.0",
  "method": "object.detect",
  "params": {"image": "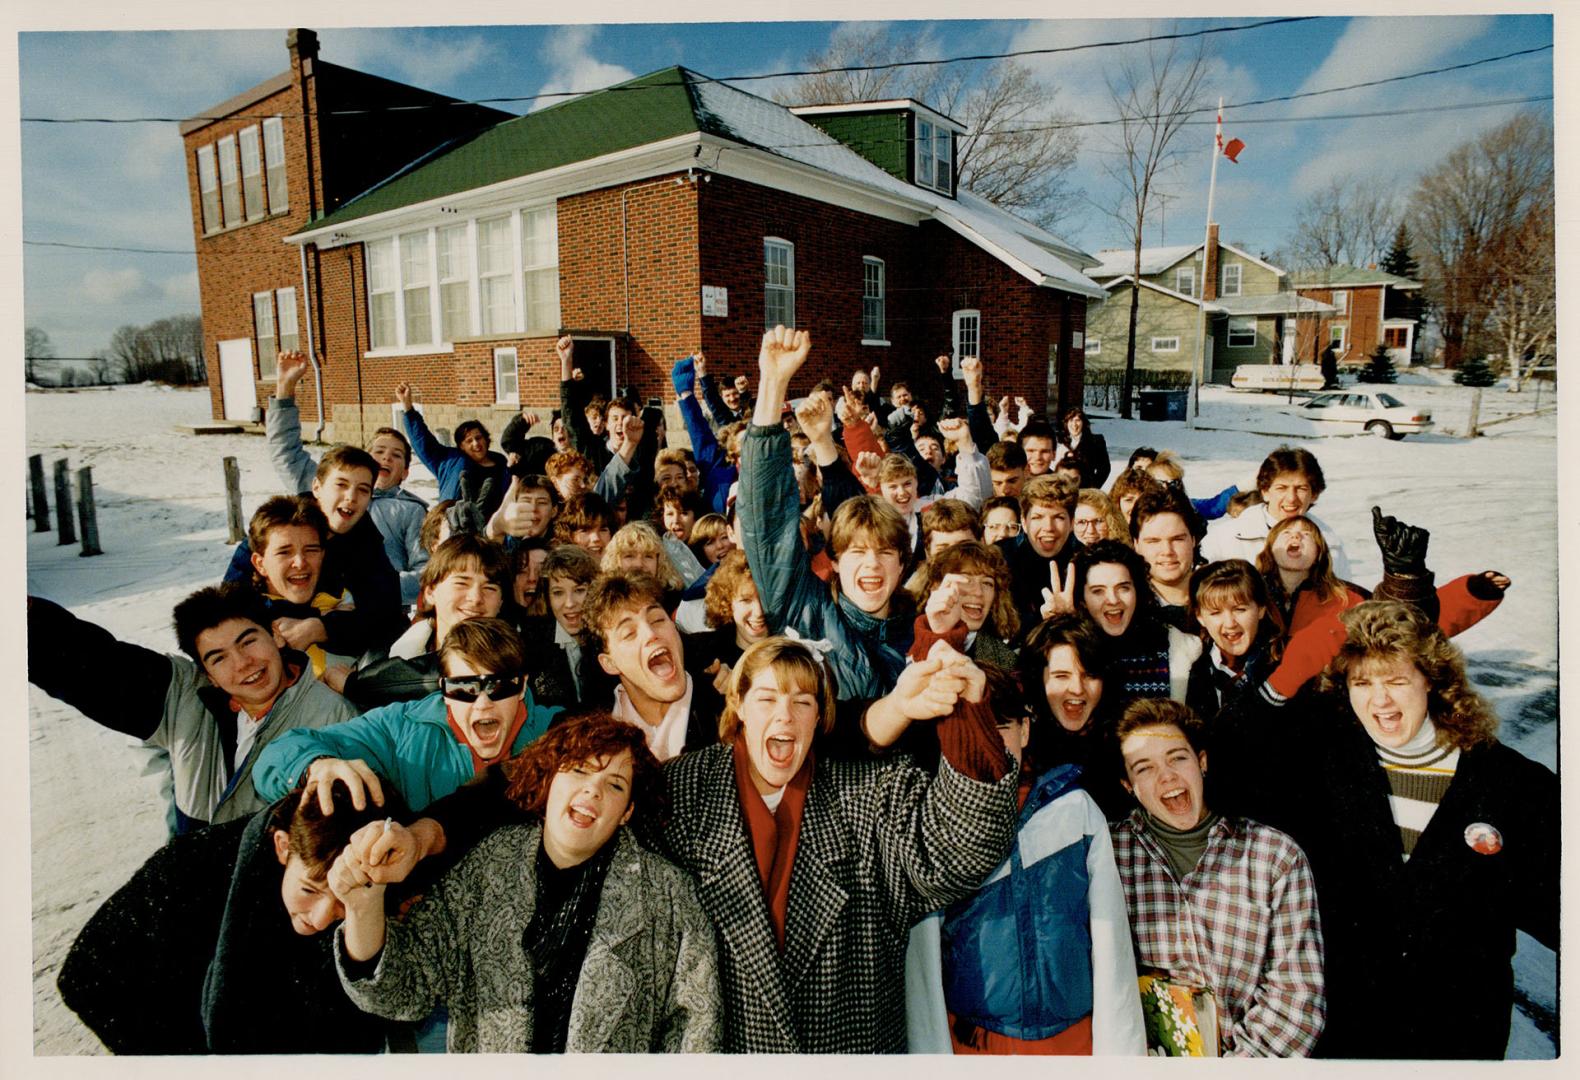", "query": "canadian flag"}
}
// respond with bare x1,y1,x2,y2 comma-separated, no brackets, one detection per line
1216,108,1245,163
